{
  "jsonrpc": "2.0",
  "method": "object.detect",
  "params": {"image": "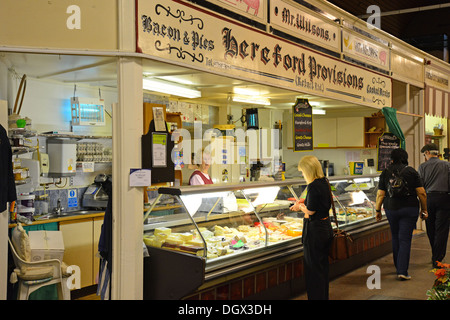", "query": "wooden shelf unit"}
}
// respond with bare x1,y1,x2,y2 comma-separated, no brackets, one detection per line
364,116,386,149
